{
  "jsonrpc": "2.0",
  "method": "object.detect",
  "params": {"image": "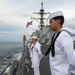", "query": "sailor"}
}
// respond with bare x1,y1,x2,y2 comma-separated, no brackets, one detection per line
31,36,43,75
28,39,33,68
28,39,32,57
45,11,75,75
